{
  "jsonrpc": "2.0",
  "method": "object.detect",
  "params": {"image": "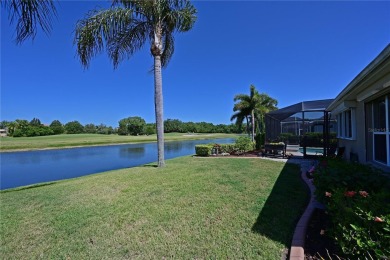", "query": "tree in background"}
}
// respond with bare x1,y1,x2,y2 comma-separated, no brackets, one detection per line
97,124,114,135
145,123,156,135
231,85,278,143
1,0,57,44
84,123,97,134
164,119,183,133
64,121,84,134
50,120,65,135
29,118,42,127
74,0,197,167
118,116,146,136
231,85,259,141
